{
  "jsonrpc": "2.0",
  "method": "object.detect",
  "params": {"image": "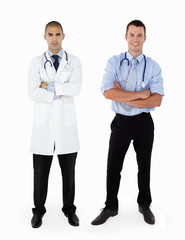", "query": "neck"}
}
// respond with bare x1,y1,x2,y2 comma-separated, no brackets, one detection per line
49,47,62,55
128,50,142,58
